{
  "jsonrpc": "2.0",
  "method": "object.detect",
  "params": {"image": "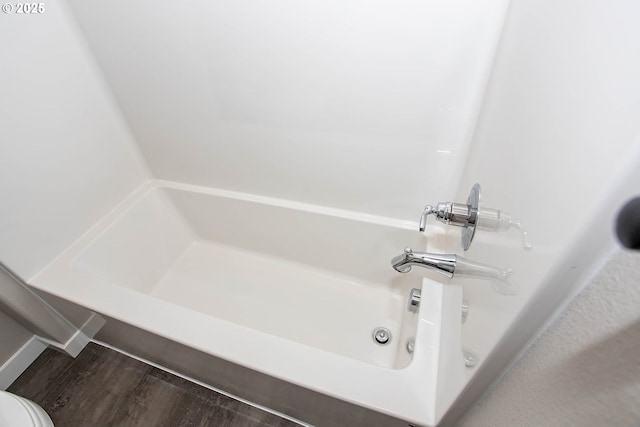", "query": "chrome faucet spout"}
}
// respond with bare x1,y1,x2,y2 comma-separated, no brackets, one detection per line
391,247,456,277
391,247,516,294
